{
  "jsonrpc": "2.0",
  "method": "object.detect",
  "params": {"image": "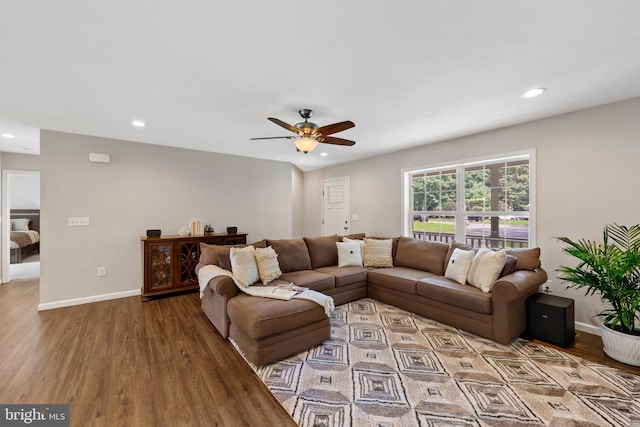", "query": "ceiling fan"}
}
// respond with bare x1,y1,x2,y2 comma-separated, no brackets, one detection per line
251,109,356,154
